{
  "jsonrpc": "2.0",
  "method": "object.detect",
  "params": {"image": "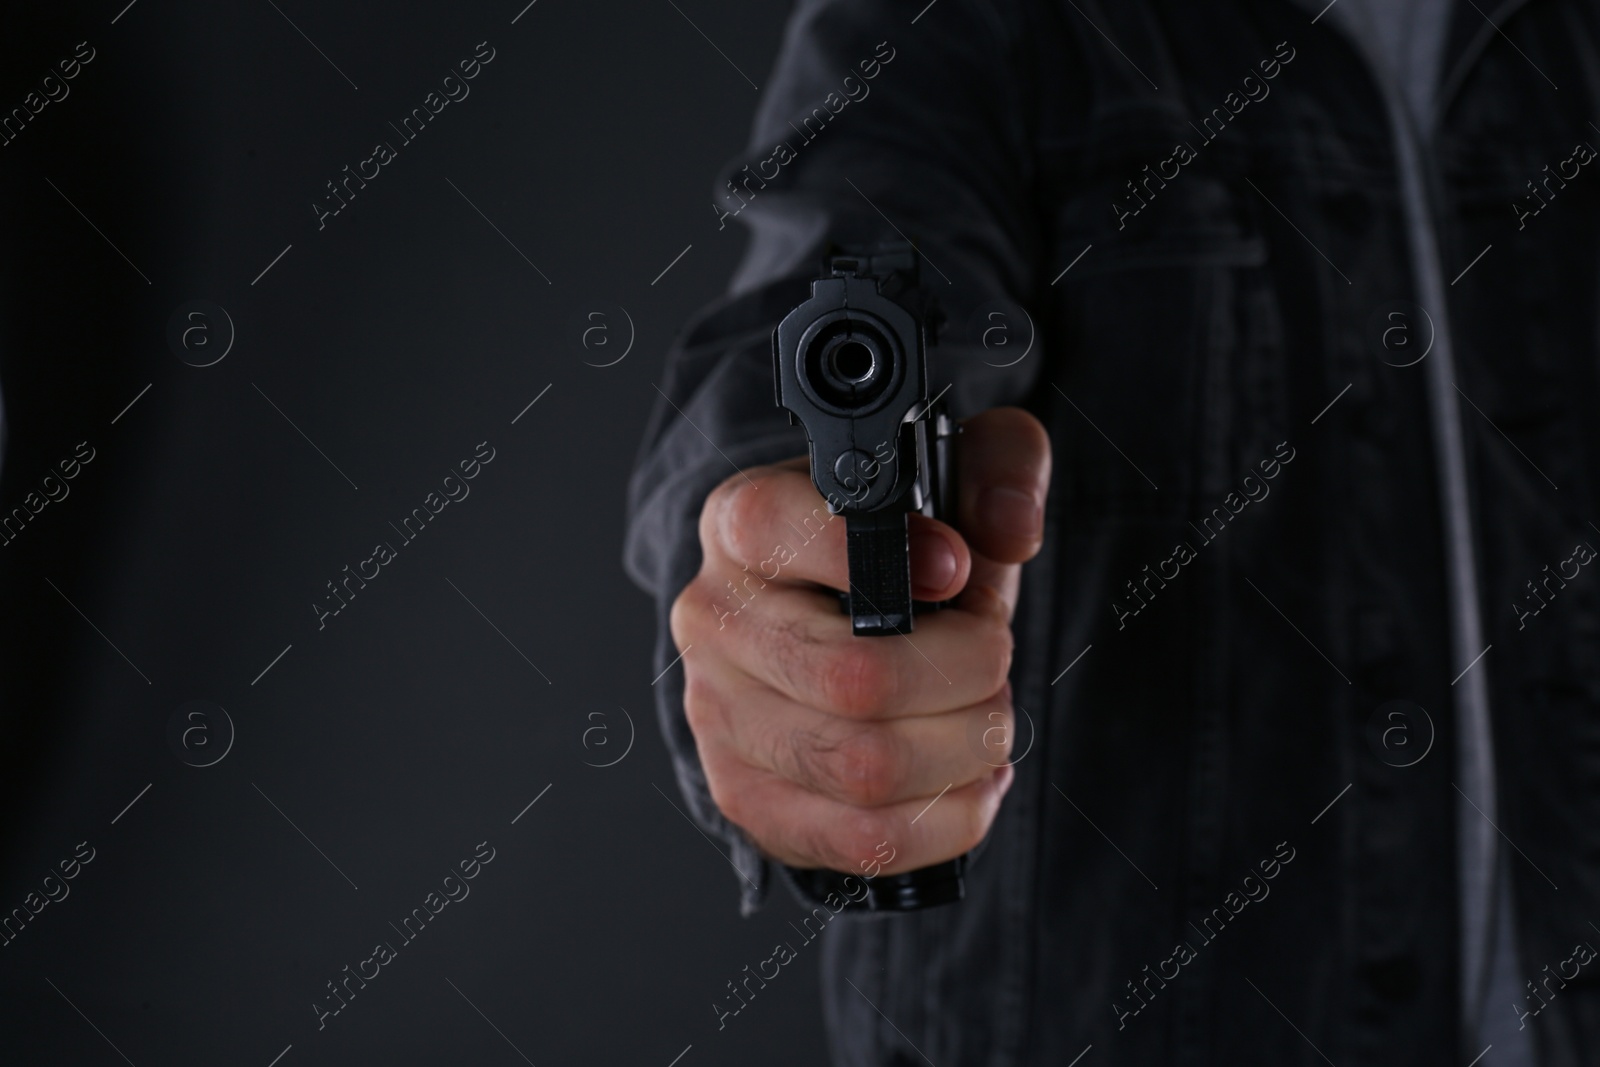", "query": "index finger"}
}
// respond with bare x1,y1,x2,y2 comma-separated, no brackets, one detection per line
702,463,972,602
